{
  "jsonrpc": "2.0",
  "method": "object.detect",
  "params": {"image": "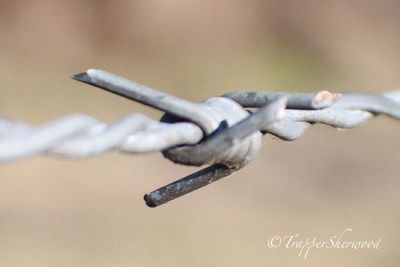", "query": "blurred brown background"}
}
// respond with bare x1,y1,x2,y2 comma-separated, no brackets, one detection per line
0,1,399,266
